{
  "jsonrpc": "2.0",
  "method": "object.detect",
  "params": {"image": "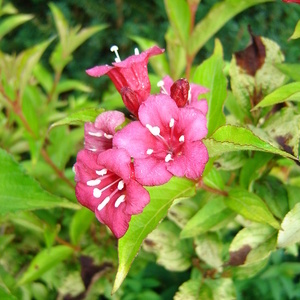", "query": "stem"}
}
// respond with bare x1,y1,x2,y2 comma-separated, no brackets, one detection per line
198,178,228,197
55,236,80,251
